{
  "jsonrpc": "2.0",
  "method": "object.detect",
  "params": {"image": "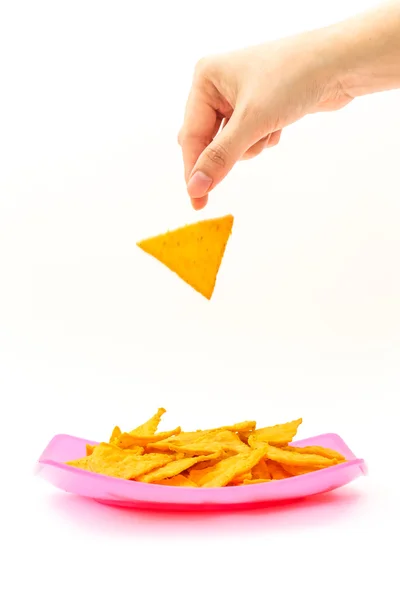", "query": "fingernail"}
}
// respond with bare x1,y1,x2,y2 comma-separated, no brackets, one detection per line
187,171,212,198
